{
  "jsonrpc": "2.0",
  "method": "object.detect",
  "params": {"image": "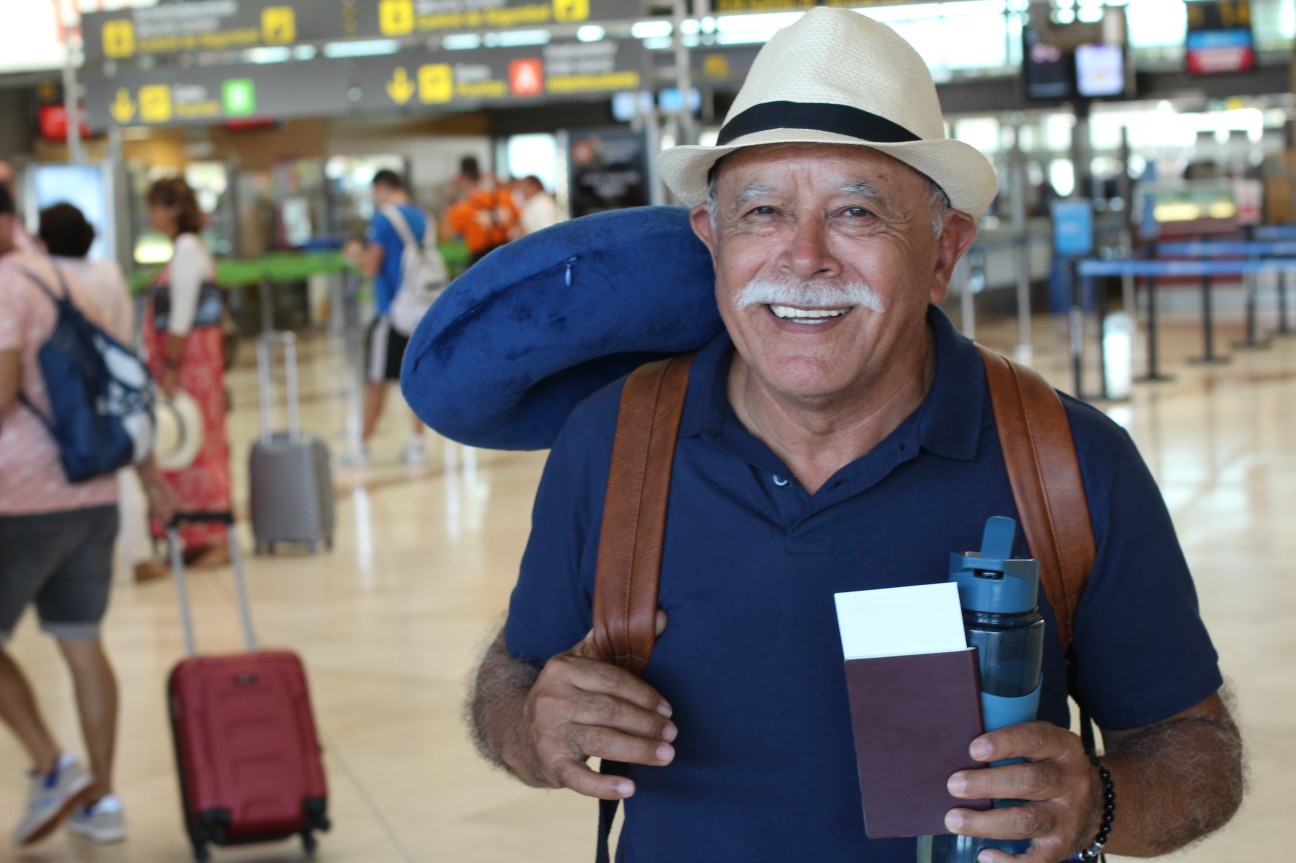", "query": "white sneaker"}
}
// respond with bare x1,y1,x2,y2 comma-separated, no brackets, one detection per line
399,436,426,466
12,752,91,846
337,445,372,469
66,793,126,843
